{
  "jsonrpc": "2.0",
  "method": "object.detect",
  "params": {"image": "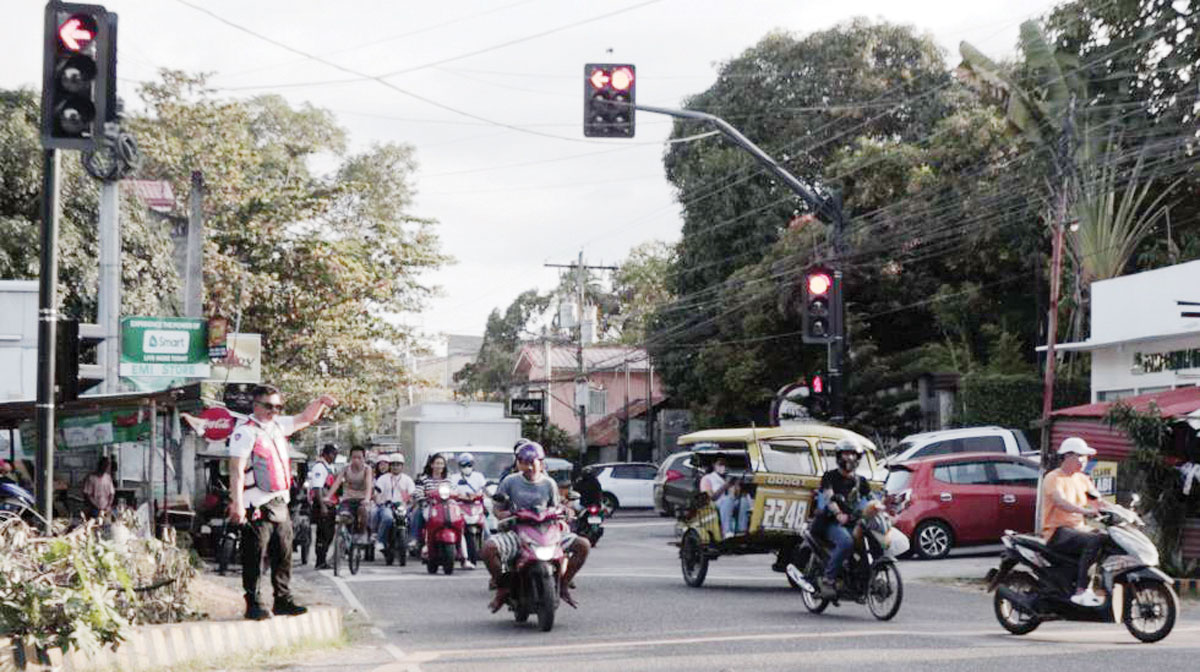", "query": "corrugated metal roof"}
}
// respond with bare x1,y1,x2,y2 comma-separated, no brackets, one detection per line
1051,386,1200,419
1049,418,1134,462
